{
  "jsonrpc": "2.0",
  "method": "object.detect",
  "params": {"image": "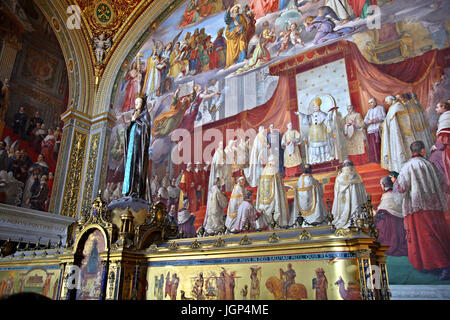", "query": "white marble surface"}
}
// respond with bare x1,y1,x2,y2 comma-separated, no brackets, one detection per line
390,285,450,300
0,204,75,245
